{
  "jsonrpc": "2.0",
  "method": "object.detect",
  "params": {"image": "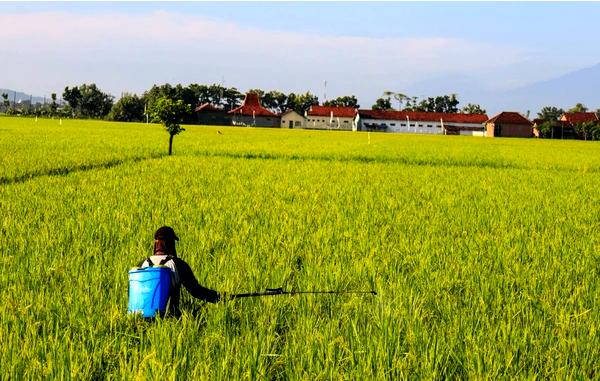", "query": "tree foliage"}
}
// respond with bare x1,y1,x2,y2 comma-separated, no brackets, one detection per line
323,95,359,108
371,97,393,111
537,106,564,121
284,92,319,115
108,93,145,122
150,96,191,155
568,103,588,113
62,84,113,119
1,93,9,112
461,103,487,114
415,94,460,113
